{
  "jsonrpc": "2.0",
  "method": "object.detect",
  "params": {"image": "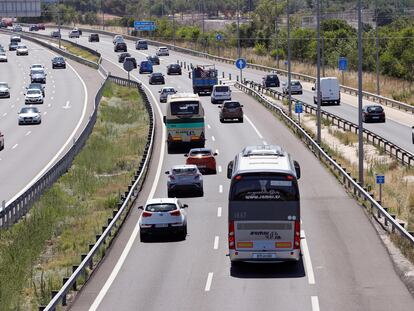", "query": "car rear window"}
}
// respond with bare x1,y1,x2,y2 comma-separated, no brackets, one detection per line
172,168,197,175
266,75,278,80
146,203,177,212
215,86,229,92
367,106,383,113
163,88,175,93
292,81,301,86
224,102,240,108
27,89,40,95
190,150,212,156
